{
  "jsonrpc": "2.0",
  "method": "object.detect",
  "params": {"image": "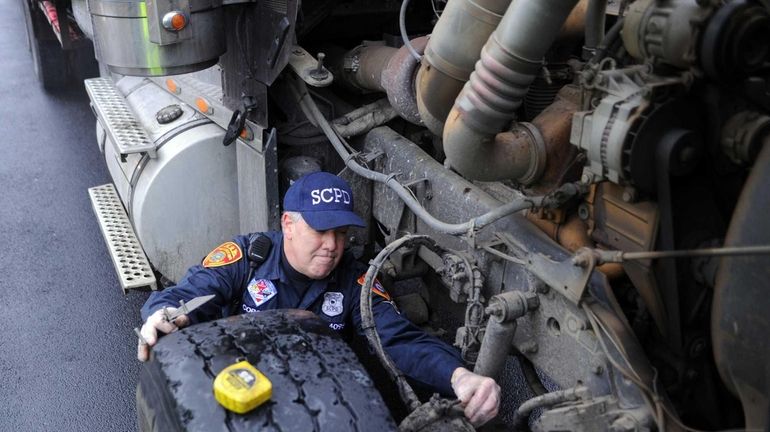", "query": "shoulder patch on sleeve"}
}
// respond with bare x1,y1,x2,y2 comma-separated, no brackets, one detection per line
202,241,243,268
357,273,391,301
